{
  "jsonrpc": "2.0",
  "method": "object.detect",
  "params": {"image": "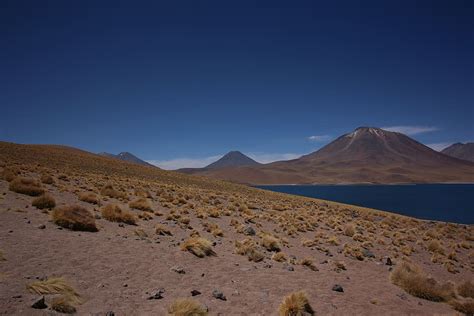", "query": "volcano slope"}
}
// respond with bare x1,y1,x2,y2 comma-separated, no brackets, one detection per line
0,141,473,315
